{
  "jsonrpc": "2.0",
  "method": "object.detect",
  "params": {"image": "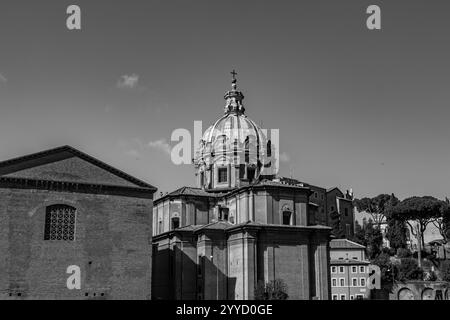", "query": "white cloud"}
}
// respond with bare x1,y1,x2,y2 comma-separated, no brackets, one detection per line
148,139,172,155
279,152,290,163
0,73,7,84
117,74,139,89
